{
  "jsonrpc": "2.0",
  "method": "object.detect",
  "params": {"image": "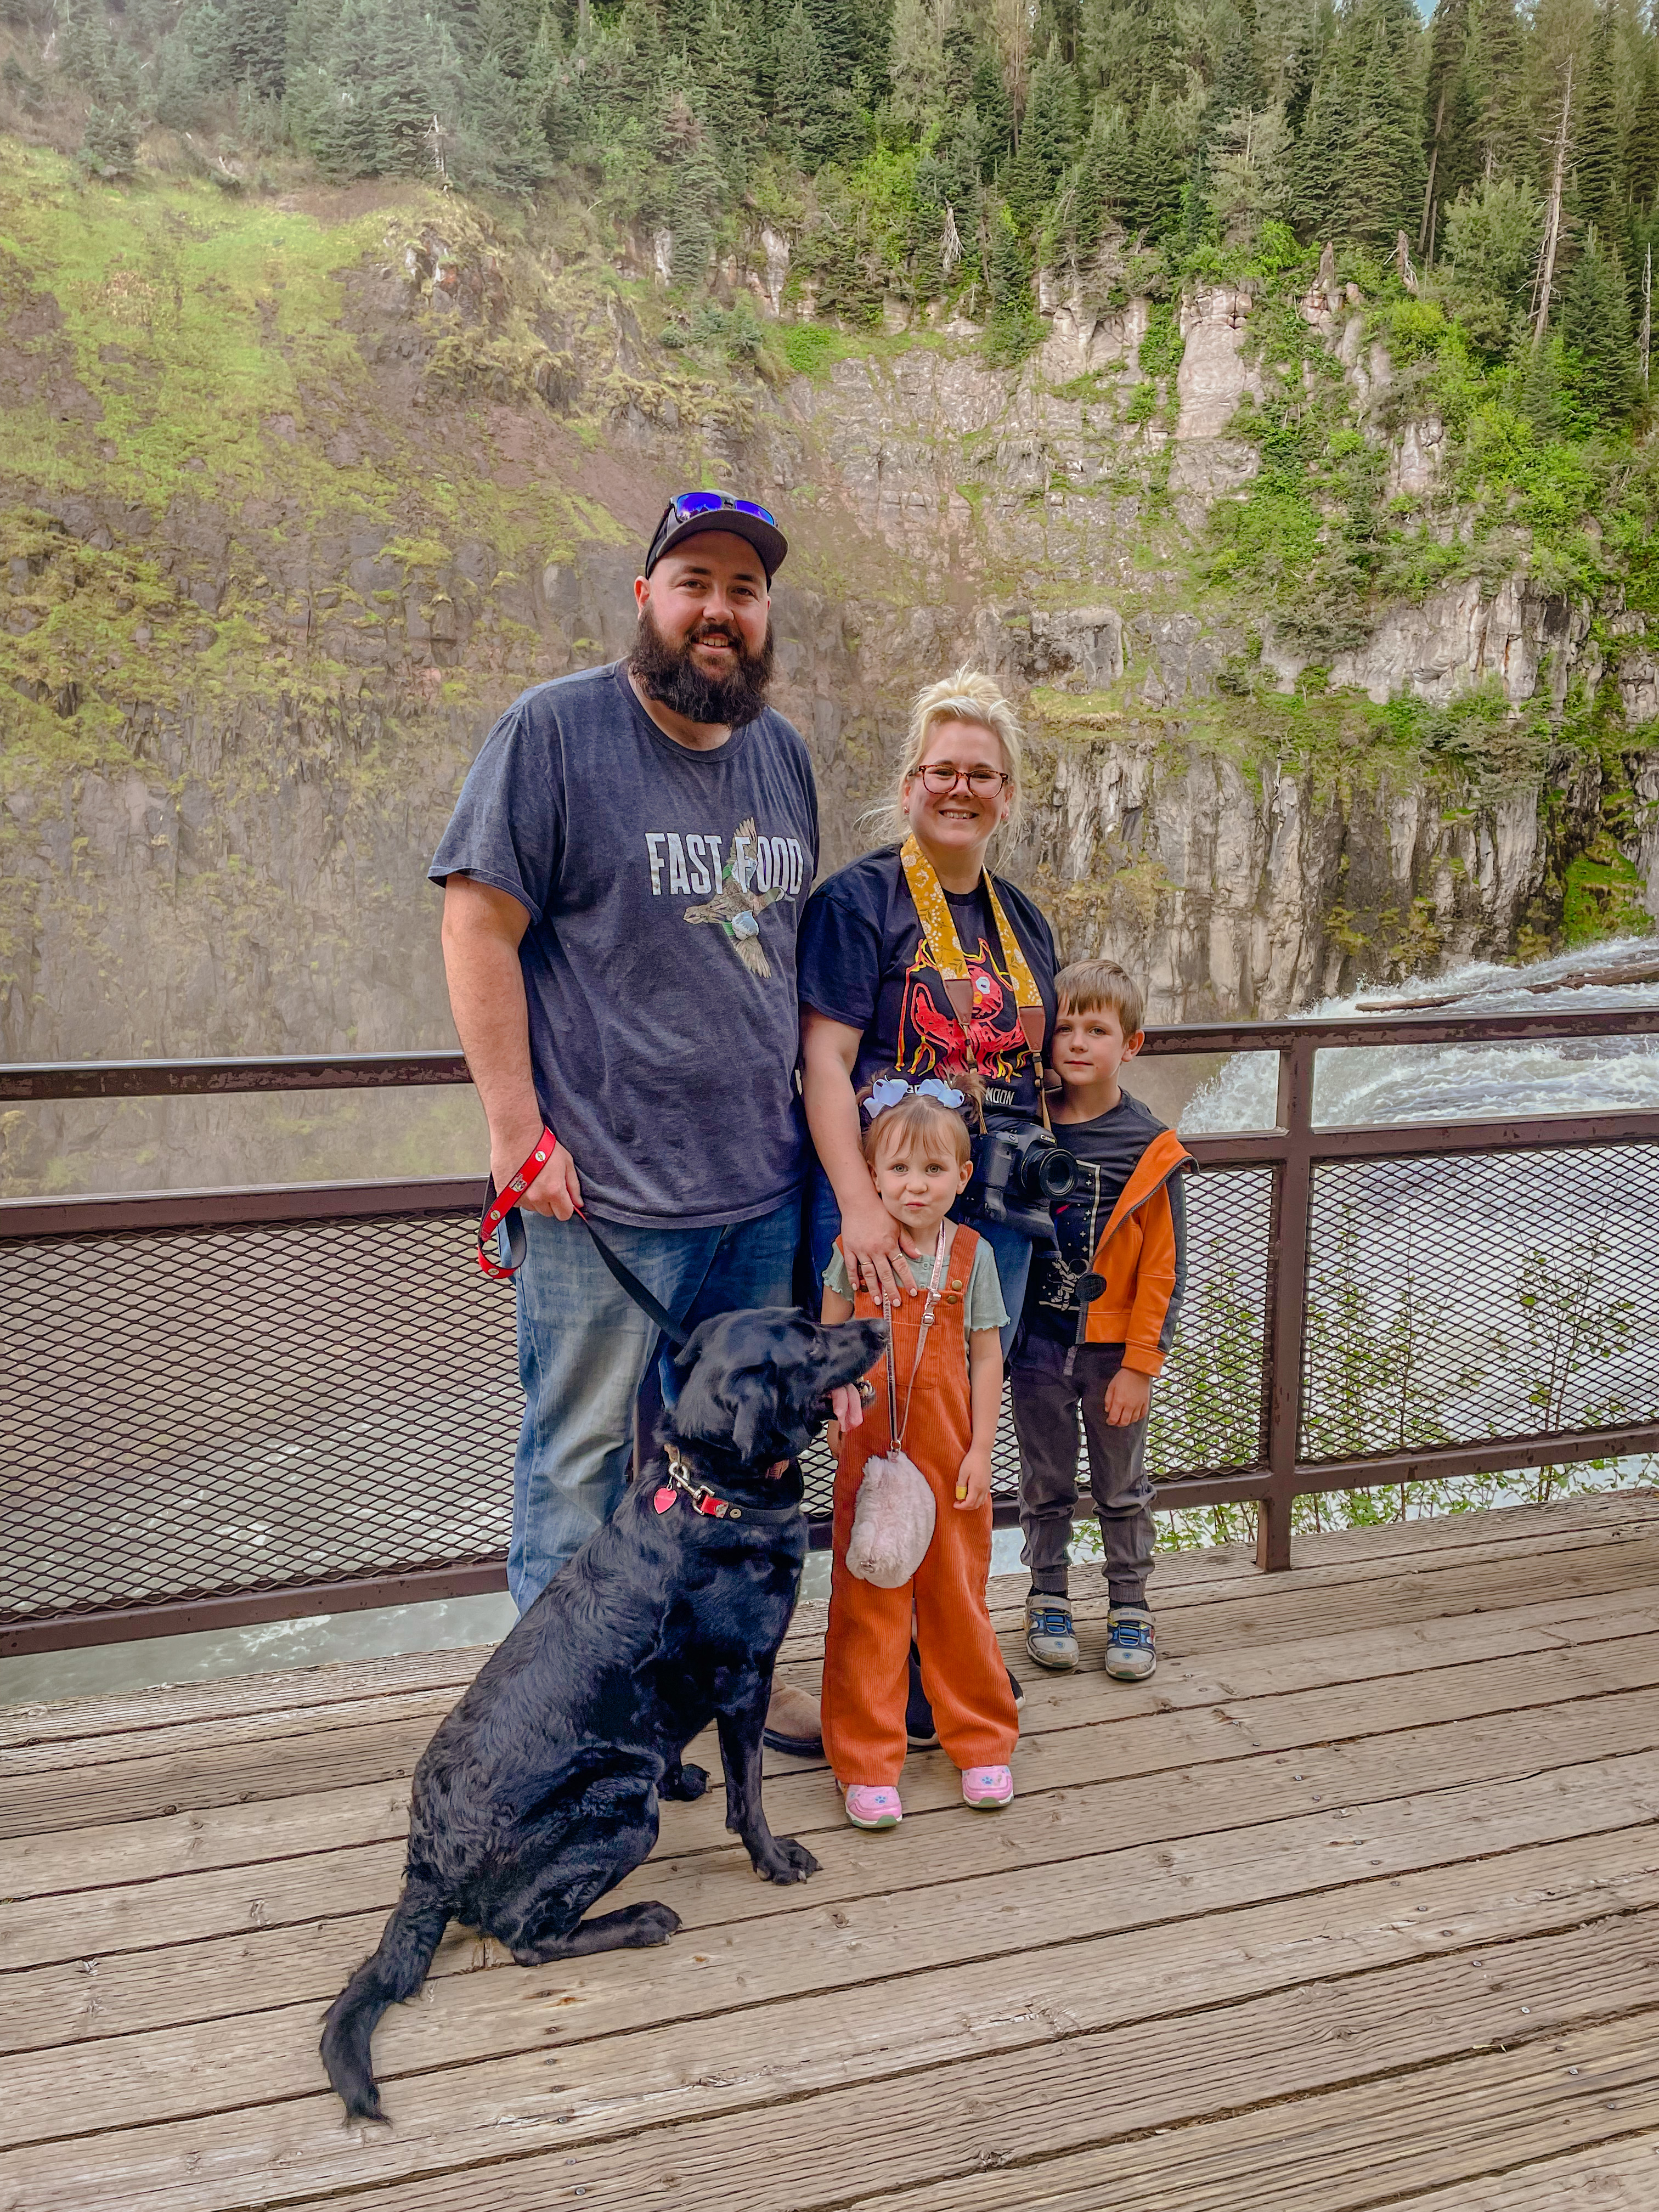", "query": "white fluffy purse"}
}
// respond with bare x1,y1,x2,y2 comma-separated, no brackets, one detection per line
845,1448,936,1587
